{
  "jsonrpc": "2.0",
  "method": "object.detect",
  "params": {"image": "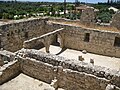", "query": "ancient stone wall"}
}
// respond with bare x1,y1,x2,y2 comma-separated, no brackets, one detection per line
0,18,54,52
50,22,120,58
23,28,64,52
0,50,15,66
111,11,120,30
18,49,120,89
1,17,119,58
0,60,20,85
0,49,120,89
80,7,96,24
